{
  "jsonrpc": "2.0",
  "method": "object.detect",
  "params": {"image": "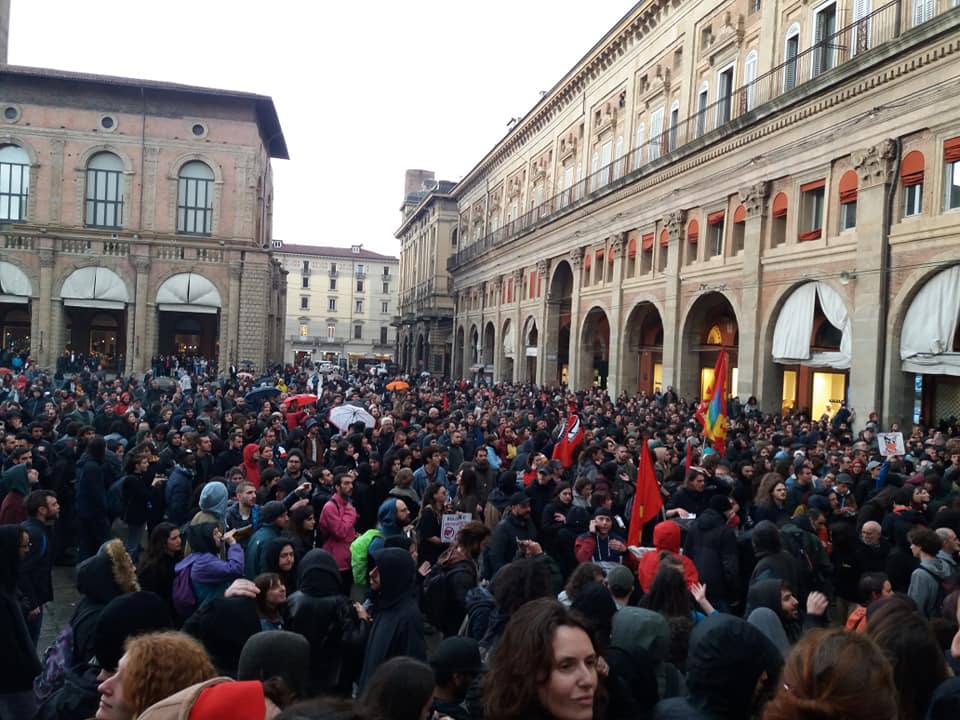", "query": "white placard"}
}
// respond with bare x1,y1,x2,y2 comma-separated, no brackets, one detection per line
877,431,905,456
440,512,472,542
